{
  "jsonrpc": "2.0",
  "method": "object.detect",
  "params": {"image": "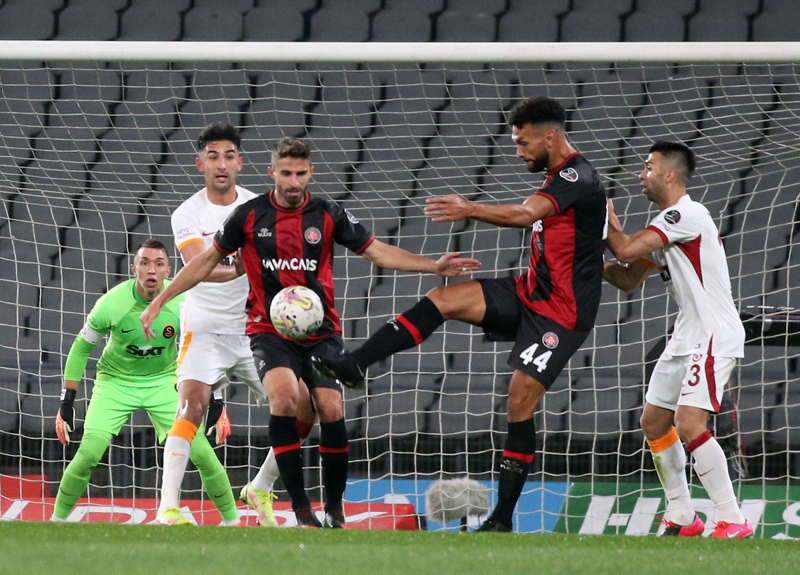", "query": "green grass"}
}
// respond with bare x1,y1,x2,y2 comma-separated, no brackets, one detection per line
1,522,798,575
